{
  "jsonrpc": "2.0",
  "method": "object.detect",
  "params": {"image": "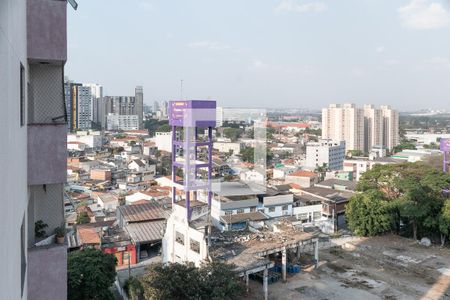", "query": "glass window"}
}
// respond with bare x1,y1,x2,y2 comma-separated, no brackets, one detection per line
175,231,184,245
237,208,244,214
190,239,200,253
269,207,275,213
